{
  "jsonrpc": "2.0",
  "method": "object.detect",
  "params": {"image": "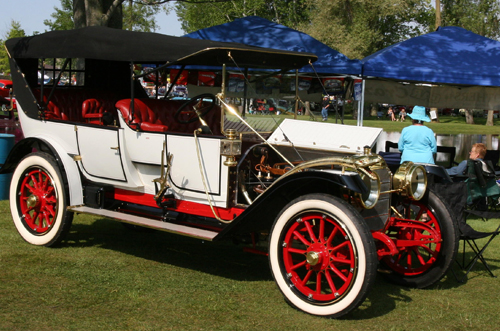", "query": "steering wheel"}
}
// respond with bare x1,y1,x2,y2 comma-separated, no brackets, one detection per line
174,93,217,124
